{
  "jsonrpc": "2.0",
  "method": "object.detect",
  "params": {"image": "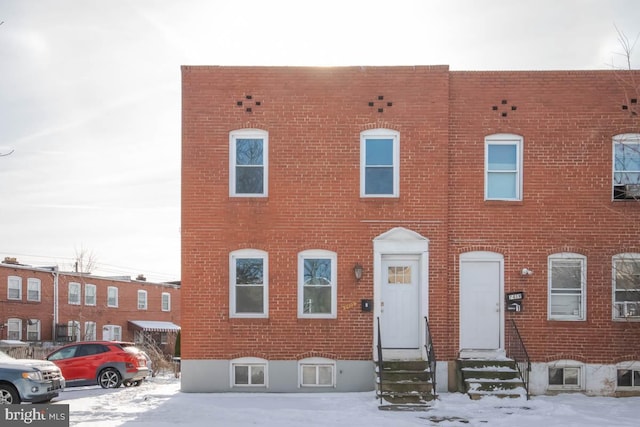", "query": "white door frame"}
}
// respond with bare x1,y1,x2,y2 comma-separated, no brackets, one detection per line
459,251,504,355
373,227,429,360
